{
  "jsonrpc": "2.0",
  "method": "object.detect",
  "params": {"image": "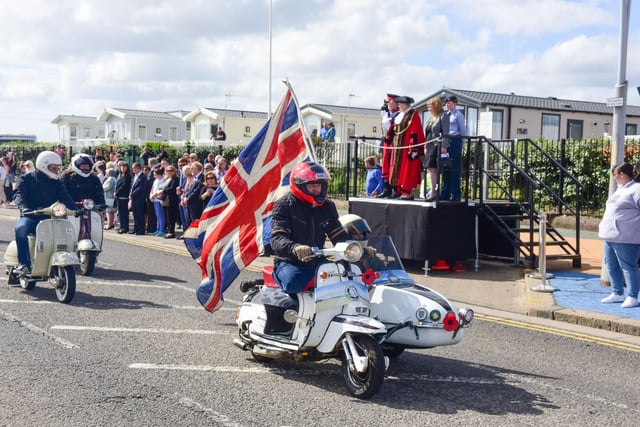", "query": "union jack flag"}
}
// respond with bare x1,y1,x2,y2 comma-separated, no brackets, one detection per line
184,86,313,312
